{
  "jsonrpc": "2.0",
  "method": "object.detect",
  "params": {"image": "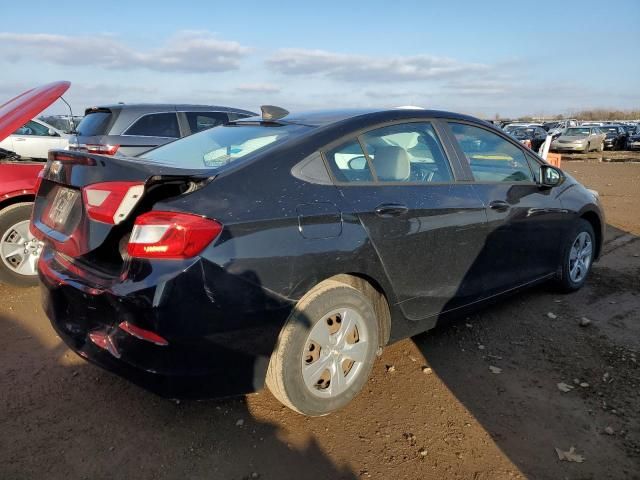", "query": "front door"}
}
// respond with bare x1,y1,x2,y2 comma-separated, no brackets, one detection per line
446,121,567,293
